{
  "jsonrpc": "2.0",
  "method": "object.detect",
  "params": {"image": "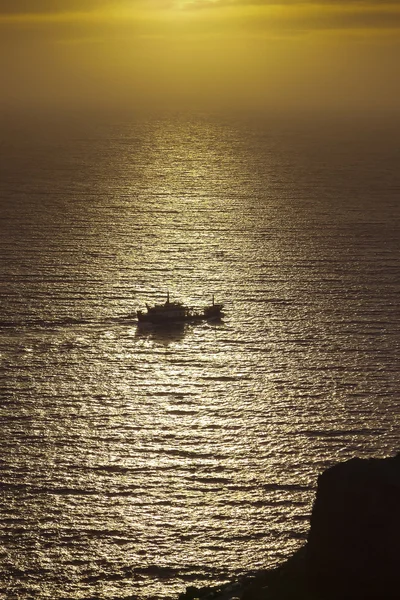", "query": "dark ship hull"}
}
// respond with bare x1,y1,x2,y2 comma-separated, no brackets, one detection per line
136,294,224,324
